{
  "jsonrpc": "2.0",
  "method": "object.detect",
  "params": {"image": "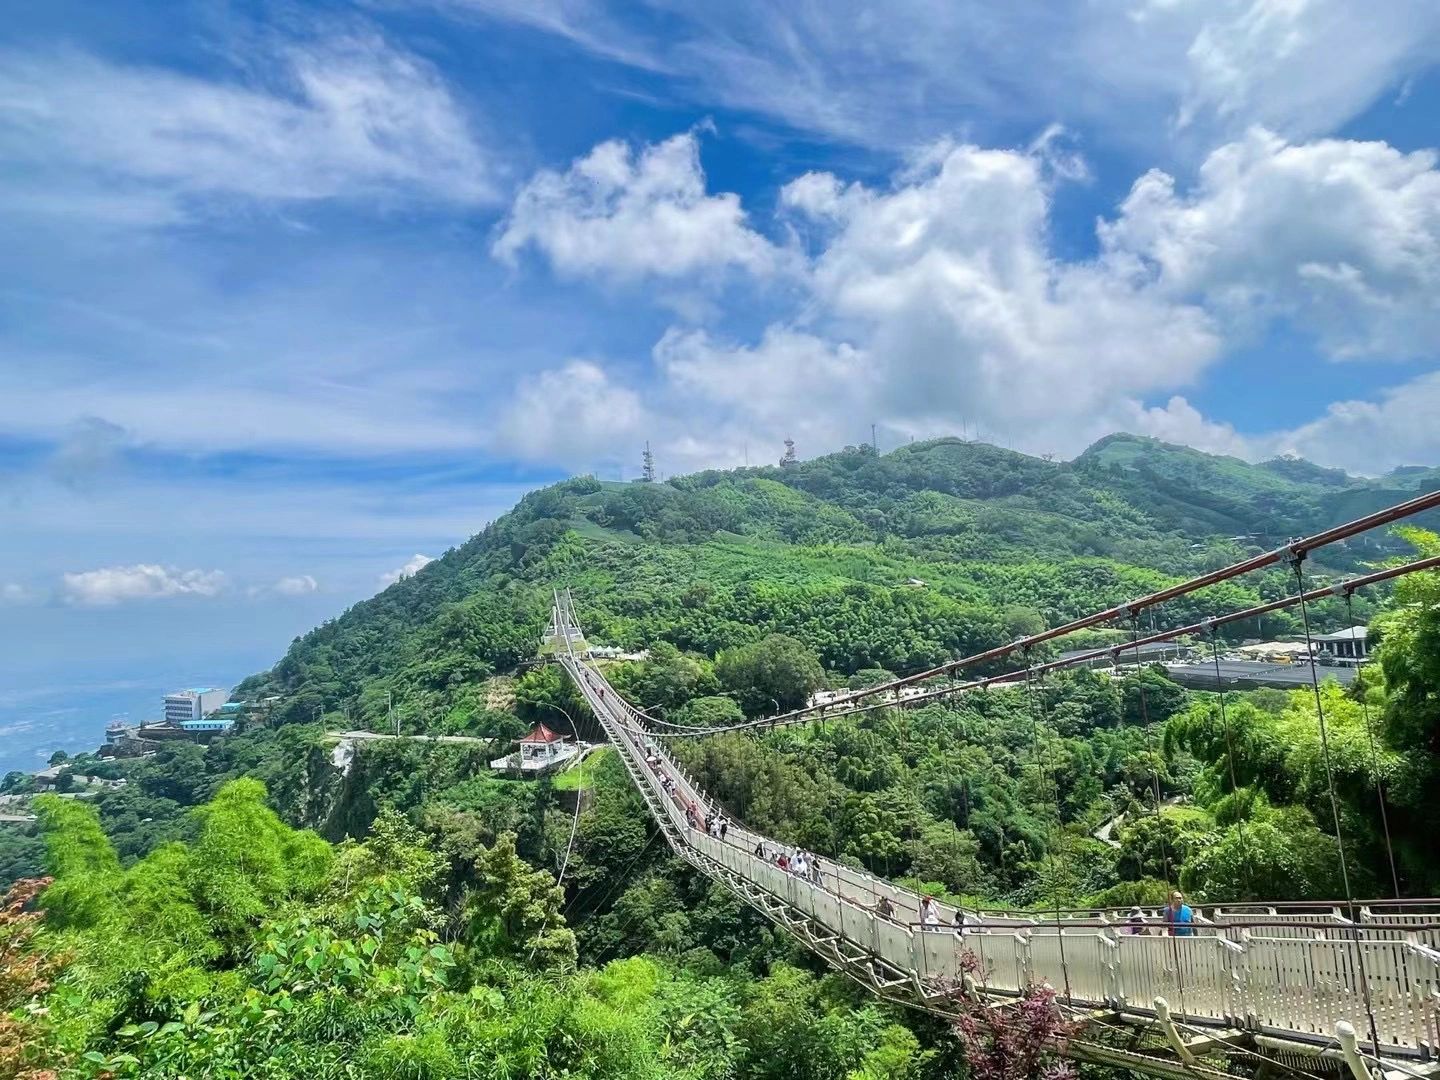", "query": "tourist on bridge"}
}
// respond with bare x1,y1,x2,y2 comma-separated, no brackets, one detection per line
718,817,729,842
792,850,809,879
754,840,766,860
921,896,942,929
876,895,896,921
1126,906,1149,935
1163,892,1194,936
